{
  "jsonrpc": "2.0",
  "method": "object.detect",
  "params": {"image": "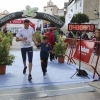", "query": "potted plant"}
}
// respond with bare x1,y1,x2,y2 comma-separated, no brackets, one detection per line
0,31,13,45
6,32,13,45
33,30,42,49
53,37,67,63
0,33,15,74
34,31,41,43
